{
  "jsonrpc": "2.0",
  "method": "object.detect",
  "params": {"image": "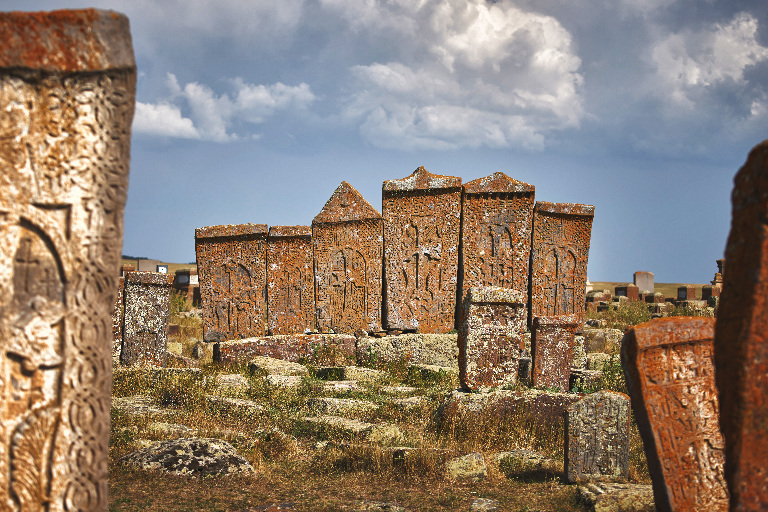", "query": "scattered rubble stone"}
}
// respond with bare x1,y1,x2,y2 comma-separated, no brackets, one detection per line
120,438,255,476
446,452,487,481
